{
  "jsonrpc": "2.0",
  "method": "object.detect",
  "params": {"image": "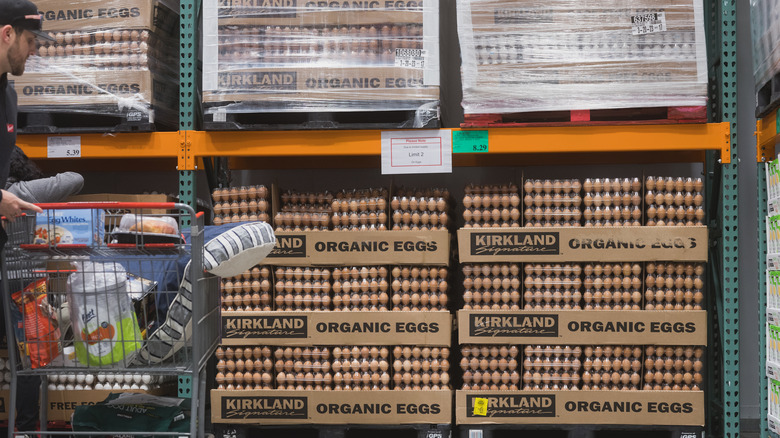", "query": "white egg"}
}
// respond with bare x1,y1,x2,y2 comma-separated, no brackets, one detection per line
105,373,114,383
76,374,85,384
0,358,6,369
48,384,57,391
121,384,131,390
123,374,133,384
140,384,149,391
56,384,66,391
94,383,104,390
112,383,122,390
65,384,74,390
75,384,84,390
97,374,106,383
130,383,139,390
132,374,142,384
66,374,76,383
4,371,11,382
58,374,67,383
85,374,95,385
142,374,151,384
